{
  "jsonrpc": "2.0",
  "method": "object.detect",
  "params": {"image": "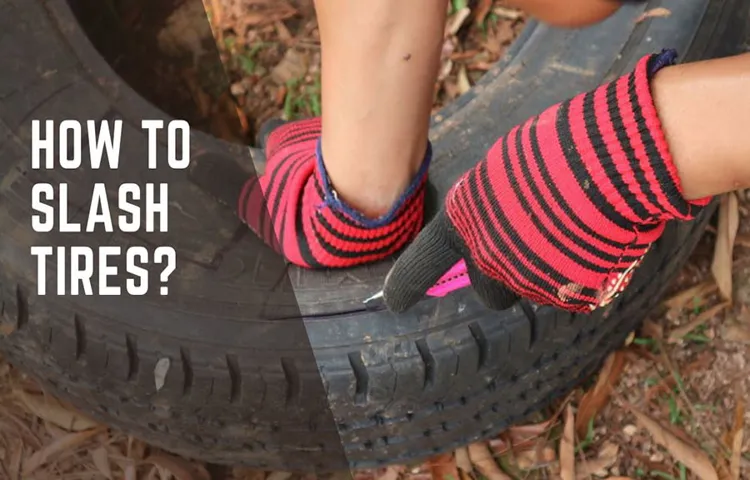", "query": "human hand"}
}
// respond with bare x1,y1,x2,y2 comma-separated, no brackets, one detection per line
383,50,711,314
192,117,431,269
